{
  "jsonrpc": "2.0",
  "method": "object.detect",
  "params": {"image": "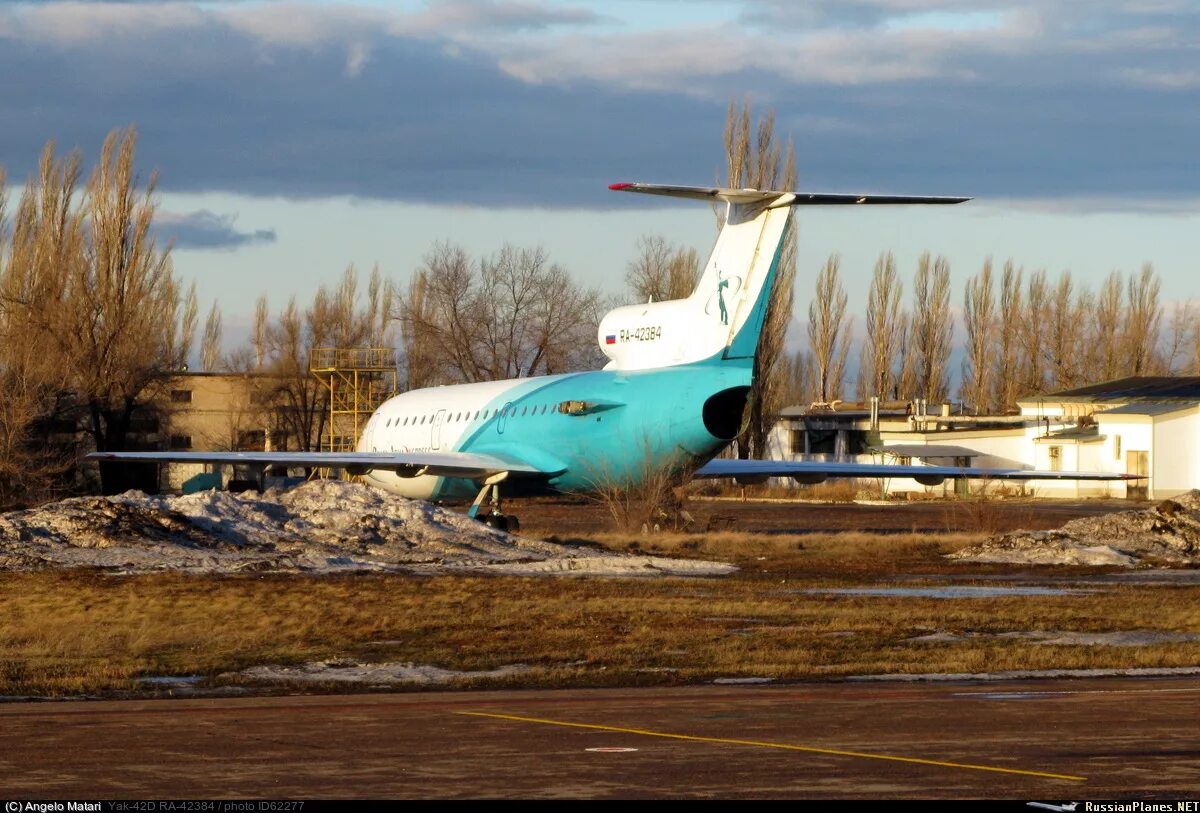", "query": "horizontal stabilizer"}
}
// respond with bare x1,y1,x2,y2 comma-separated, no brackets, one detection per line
609,182,969,207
